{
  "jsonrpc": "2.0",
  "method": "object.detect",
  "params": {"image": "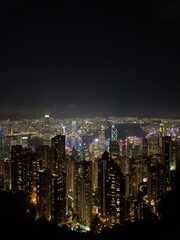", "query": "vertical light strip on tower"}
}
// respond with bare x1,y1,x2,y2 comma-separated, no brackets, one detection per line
111,124,117,141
